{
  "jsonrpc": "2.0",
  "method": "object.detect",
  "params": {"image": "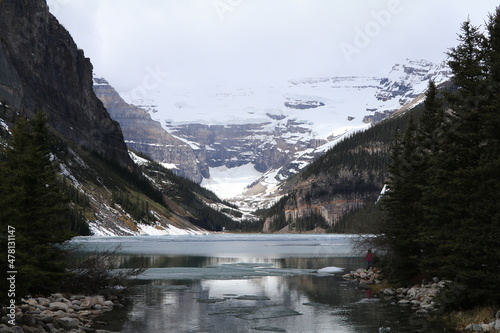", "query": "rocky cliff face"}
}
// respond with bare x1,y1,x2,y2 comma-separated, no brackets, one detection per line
0,0,133,169
167,120,324,174
264,171,382,232
376,59,451,102
93,77,203,183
